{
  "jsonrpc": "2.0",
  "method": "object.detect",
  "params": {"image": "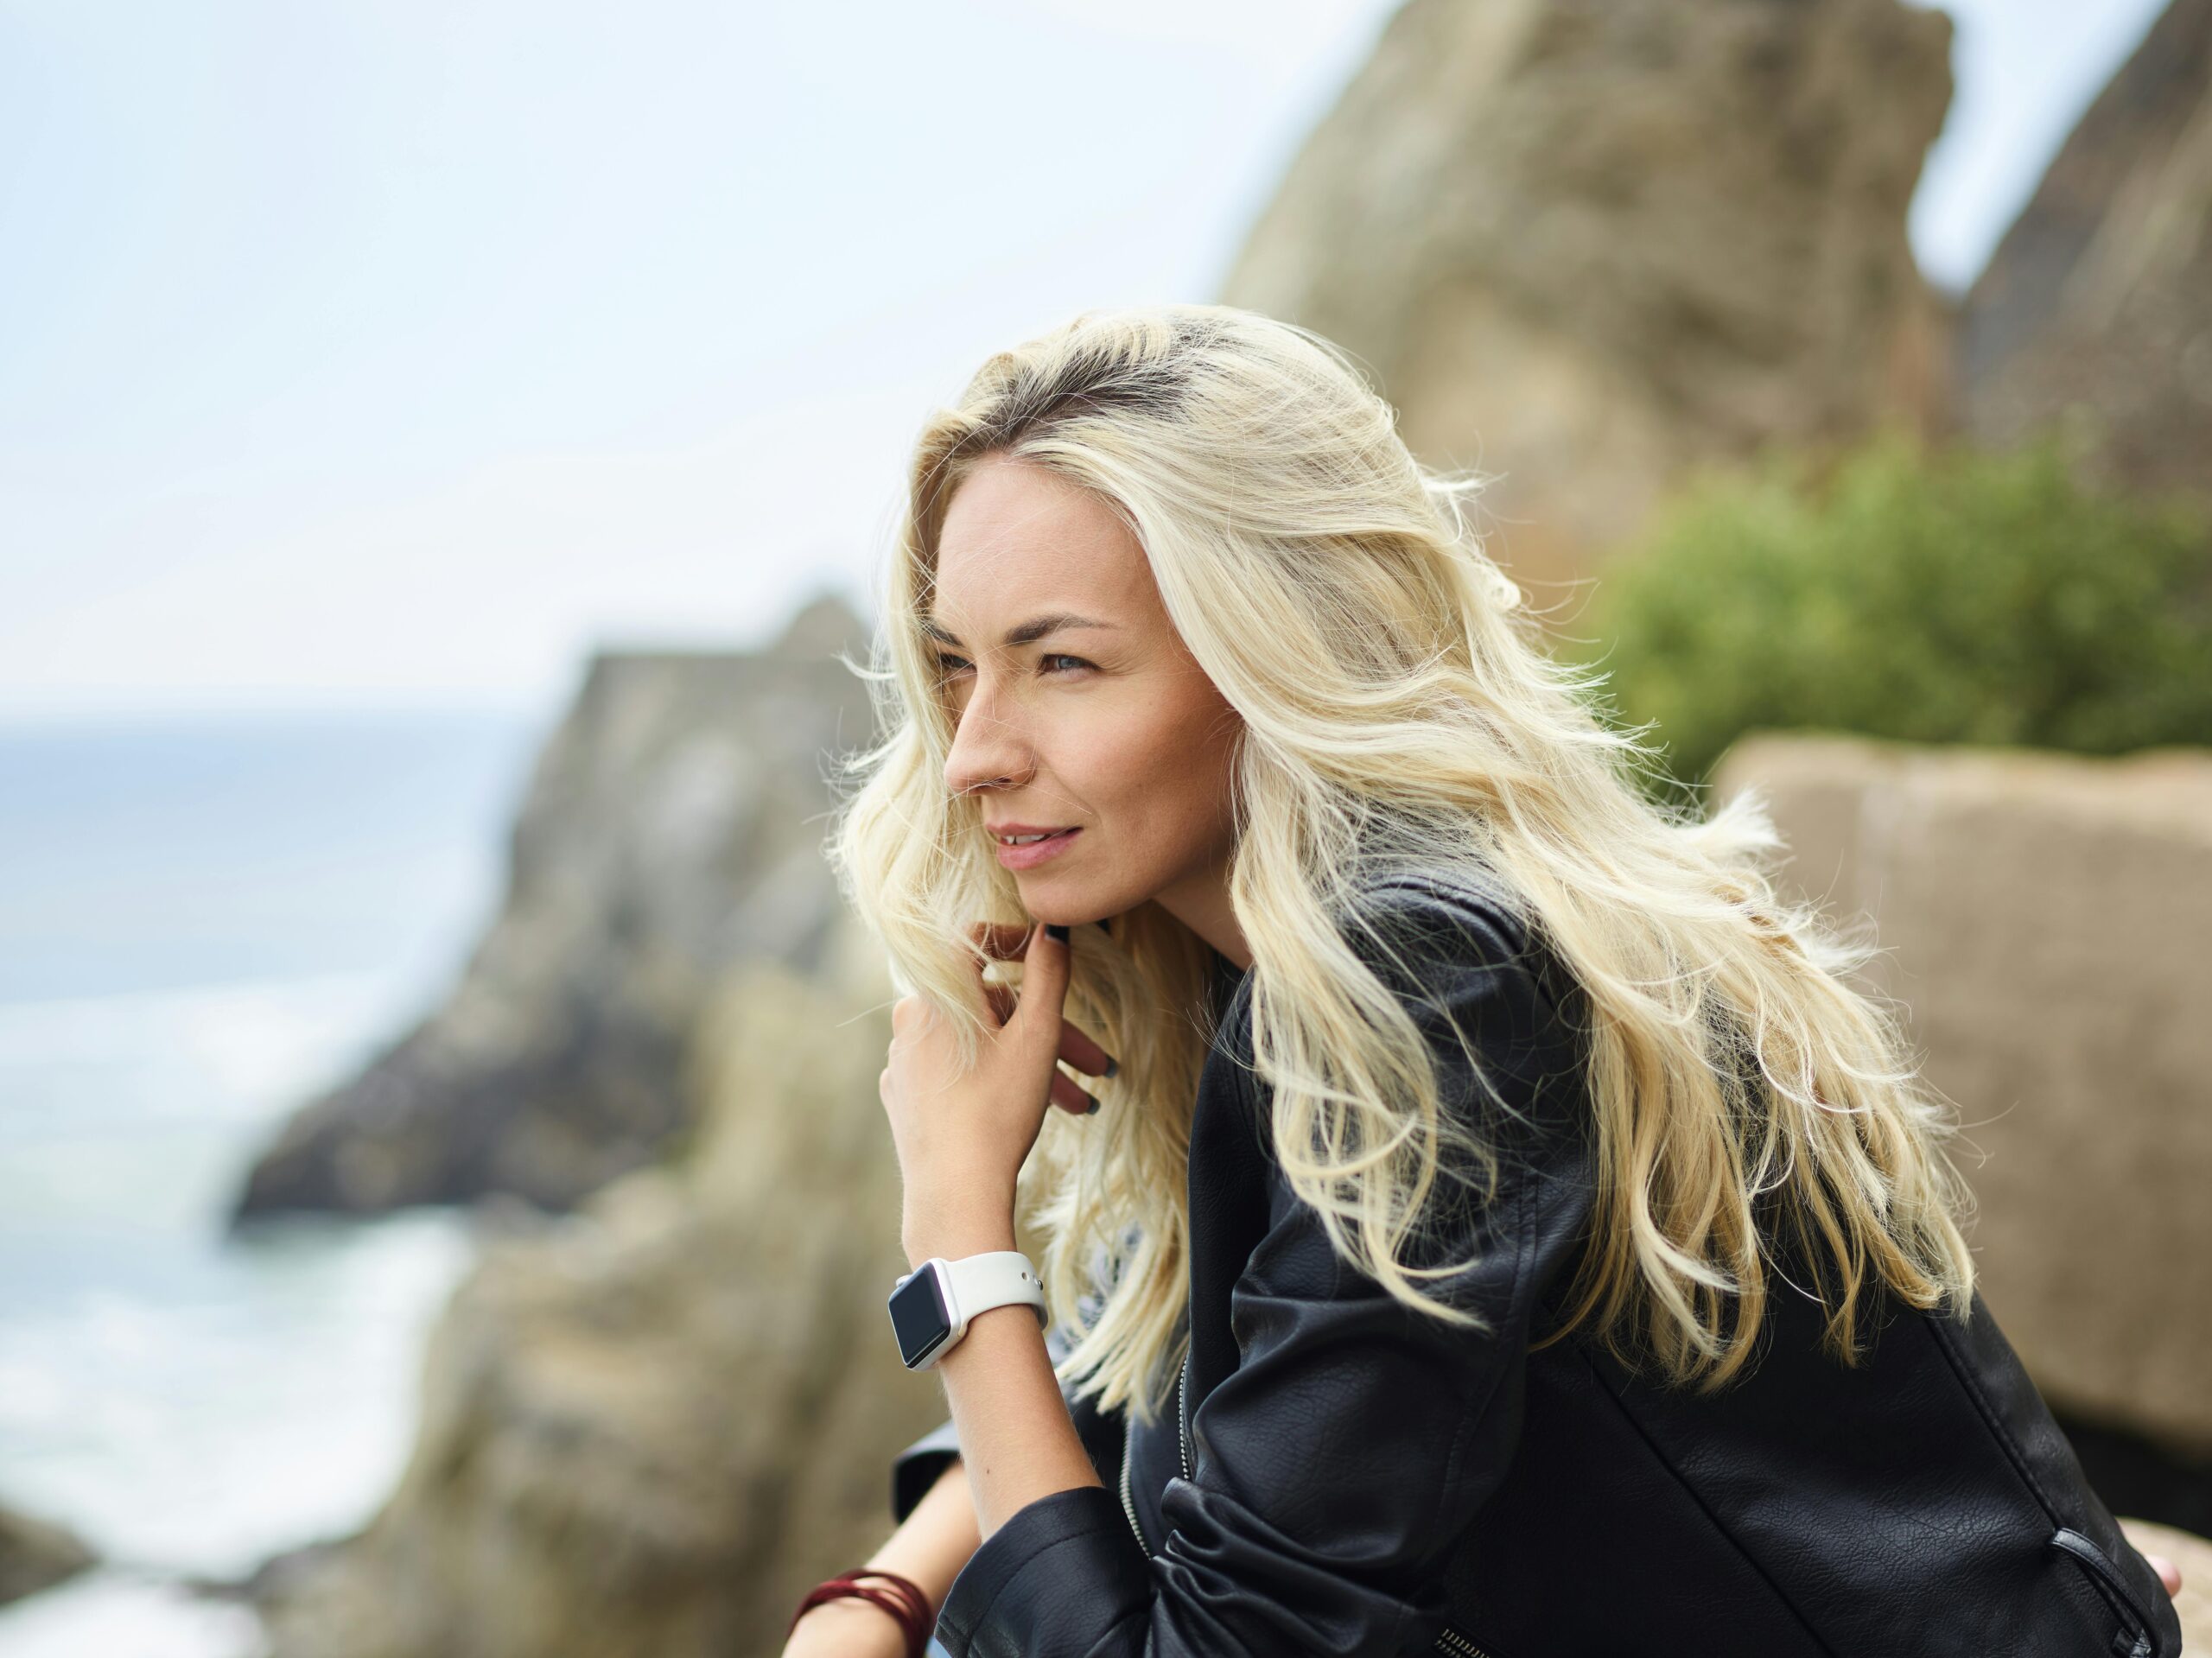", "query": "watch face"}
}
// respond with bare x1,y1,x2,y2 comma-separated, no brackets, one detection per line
888,1263,954,1368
